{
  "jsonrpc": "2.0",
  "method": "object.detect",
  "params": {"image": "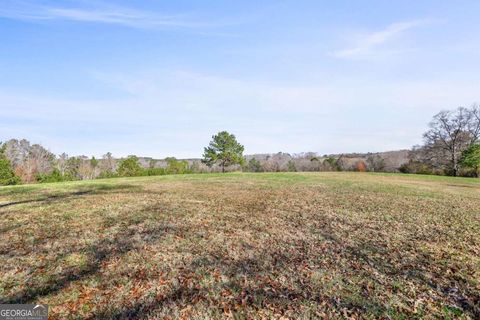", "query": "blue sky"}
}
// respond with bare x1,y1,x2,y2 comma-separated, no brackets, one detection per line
1,0,479,158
